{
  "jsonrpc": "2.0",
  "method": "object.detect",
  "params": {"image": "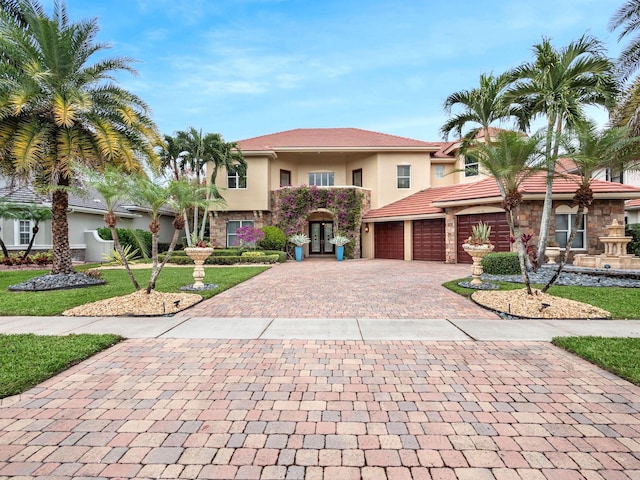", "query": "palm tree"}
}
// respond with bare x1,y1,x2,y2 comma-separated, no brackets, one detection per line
507,35,619,268
128,176,171,294
0,1,160,276
465,131,545,294
158,134,188,181
441,72,526,143
541,122,640,291
81,166,141,290
610,1,640,135
14,202,51,259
